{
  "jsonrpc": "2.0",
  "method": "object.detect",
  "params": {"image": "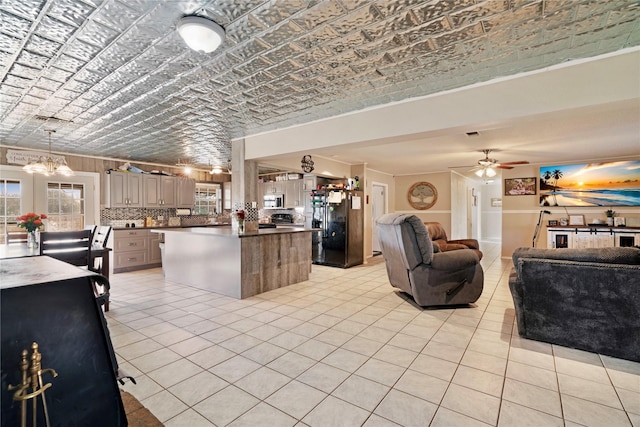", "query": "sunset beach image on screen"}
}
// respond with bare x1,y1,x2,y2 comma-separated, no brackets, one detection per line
539,160,640,207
